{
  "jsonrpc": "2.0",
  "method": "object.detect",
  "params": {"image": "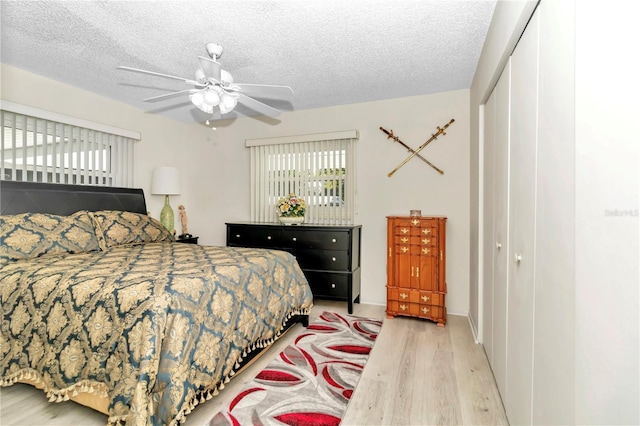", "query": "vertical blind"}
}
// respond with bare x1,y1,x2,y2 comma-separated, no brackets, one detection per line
247,130,358,225
1,105,138,187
